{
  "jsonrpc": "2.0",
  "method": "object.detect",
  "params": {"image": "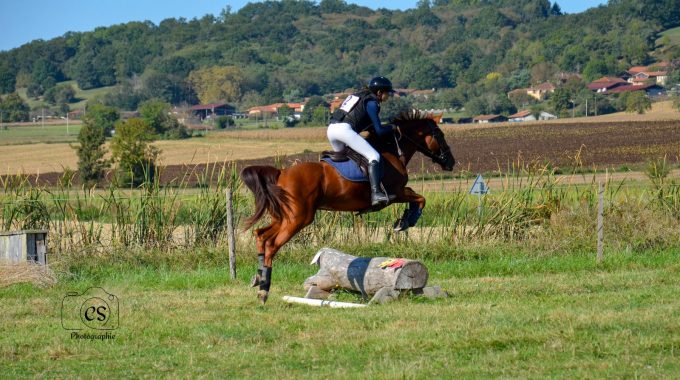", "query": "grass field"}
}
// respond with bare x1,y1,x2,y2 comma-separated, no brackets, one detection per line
1,247,679,378
16,81,117,112
0,124,81,146
2,128,679,376
0,127,328,175
656,26,680,52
